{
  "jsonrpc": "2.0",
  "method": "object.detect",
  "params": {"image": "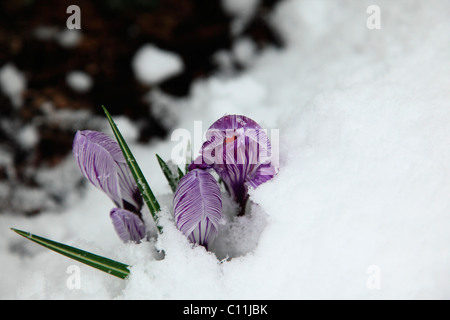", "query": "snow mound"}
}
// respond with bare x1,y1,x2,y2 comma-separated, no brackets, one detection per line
0,63,26,108
66,71,93,93
132,44,184,85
